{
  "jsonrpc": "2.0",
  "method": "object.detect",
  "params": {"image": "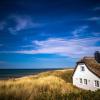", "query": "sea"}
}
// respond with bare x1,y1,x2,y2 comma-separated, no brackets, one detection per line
0,69,61,79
